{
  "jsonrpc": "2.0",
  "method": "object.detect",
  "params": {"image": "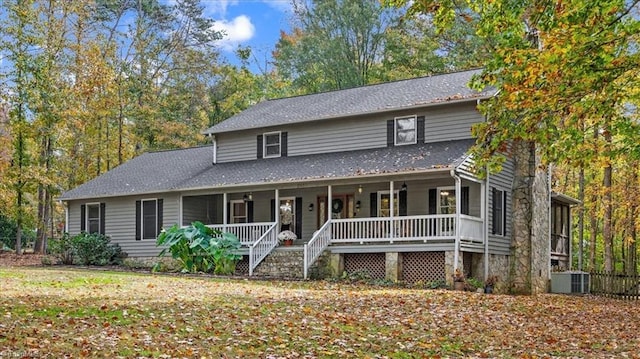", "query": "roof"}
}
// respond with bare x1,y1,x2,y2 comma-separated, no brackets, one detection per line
203,69,494,135
59,139,475,201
